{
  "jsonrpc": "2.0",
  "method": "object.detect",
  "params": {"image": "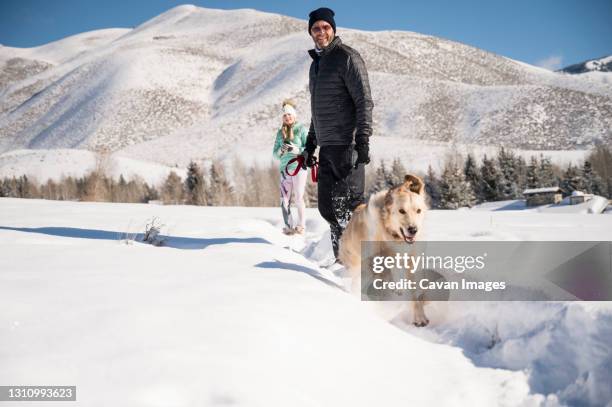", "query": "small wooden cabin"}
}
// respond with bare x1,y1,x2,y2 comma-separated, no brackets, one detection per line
523,187,563,207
